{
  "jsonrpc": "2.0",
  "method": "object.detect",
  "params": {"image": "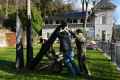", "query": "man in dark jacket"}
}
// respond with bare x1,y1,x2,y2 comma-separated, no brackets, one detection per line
57,24,80,77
